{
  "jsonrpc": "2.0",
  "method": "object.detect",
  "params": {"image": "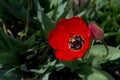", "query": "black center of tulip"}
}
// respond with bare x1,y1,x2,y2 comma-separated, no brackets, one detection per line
69,35,84,51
